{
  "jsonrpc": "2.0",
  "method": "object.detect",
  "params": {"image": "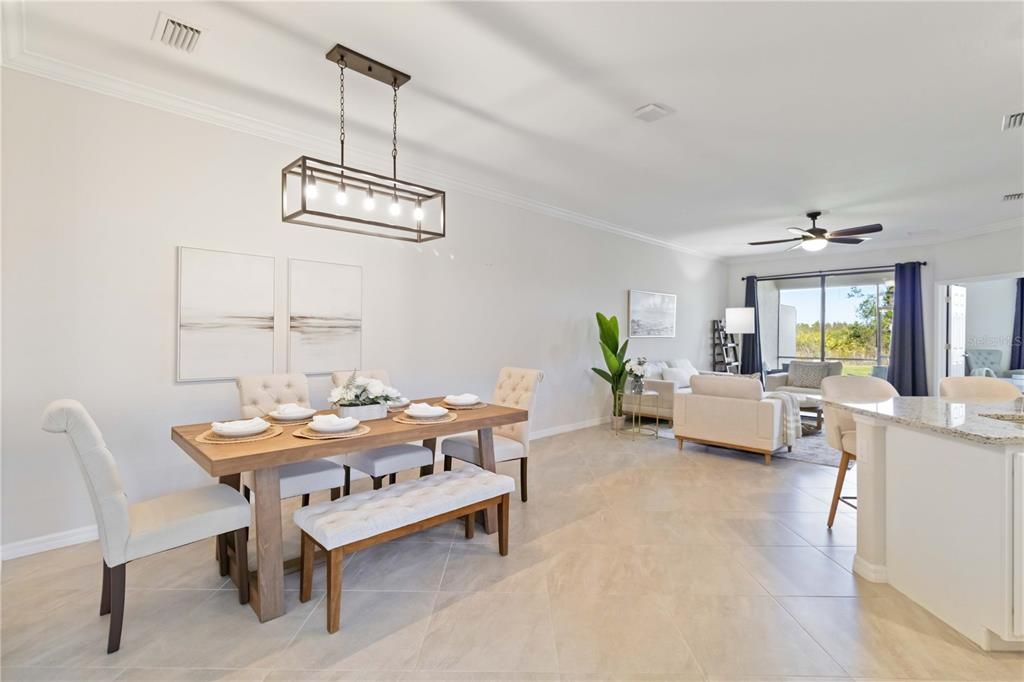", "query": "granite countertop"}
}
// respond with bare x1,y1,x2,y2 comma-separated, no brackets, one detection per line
823,396,1024,446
